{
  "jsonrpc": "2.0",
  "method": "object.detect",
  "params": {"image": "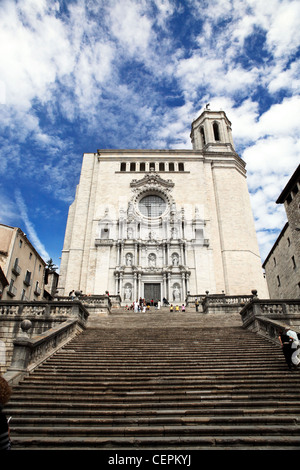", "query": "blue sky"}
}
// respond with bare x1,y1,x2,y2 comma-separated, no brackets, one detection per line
0,0,299,270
